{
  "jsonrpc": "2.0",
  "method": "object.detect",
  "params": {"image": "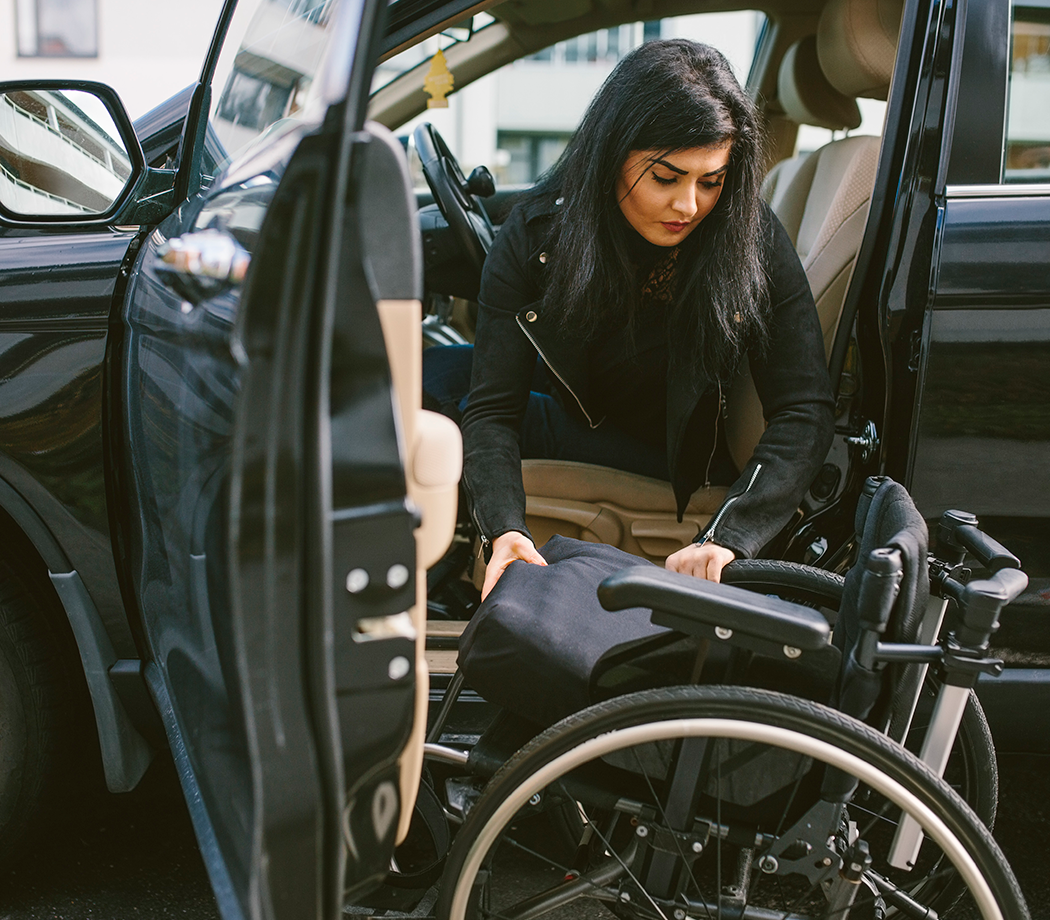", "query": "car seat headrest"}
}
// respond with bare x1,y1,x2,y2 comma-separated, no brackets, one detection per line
817,0,904,100
778,35,862,130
